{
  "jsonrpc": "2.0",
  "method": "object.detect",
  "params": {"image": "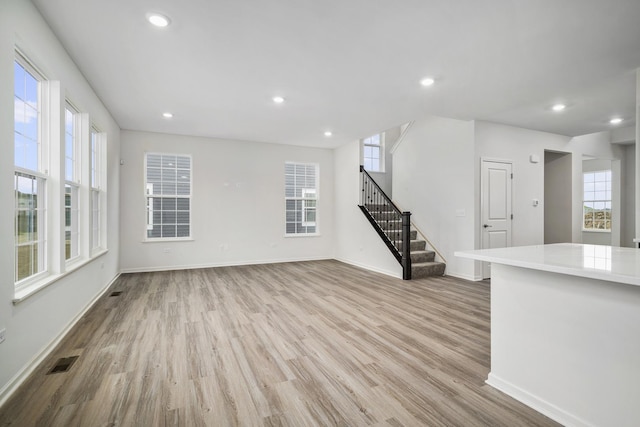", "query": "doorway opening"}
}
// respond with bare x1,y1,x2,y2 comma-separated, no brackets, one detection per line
544,151,572,244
